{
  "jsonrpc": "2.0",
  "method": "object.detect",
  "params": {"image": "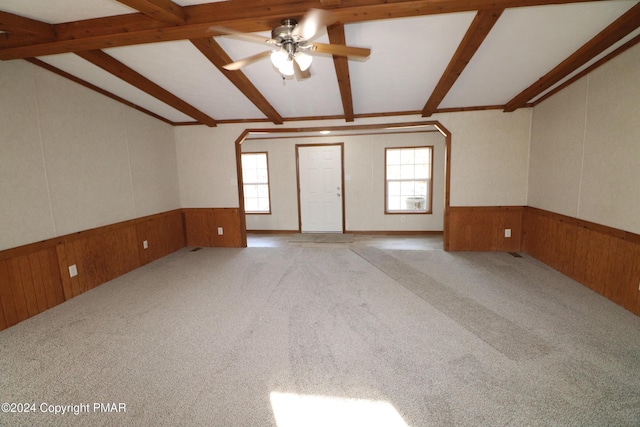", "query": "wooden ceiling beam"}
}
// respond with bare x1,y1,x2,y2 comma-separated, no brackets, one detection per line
0,11,55,39
327,23,355,122
116,0,185,25
0,33,53,49
422,9,503,117
504,2,640,112
190,37,283,125
0,0,596,60
76,50,217,126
